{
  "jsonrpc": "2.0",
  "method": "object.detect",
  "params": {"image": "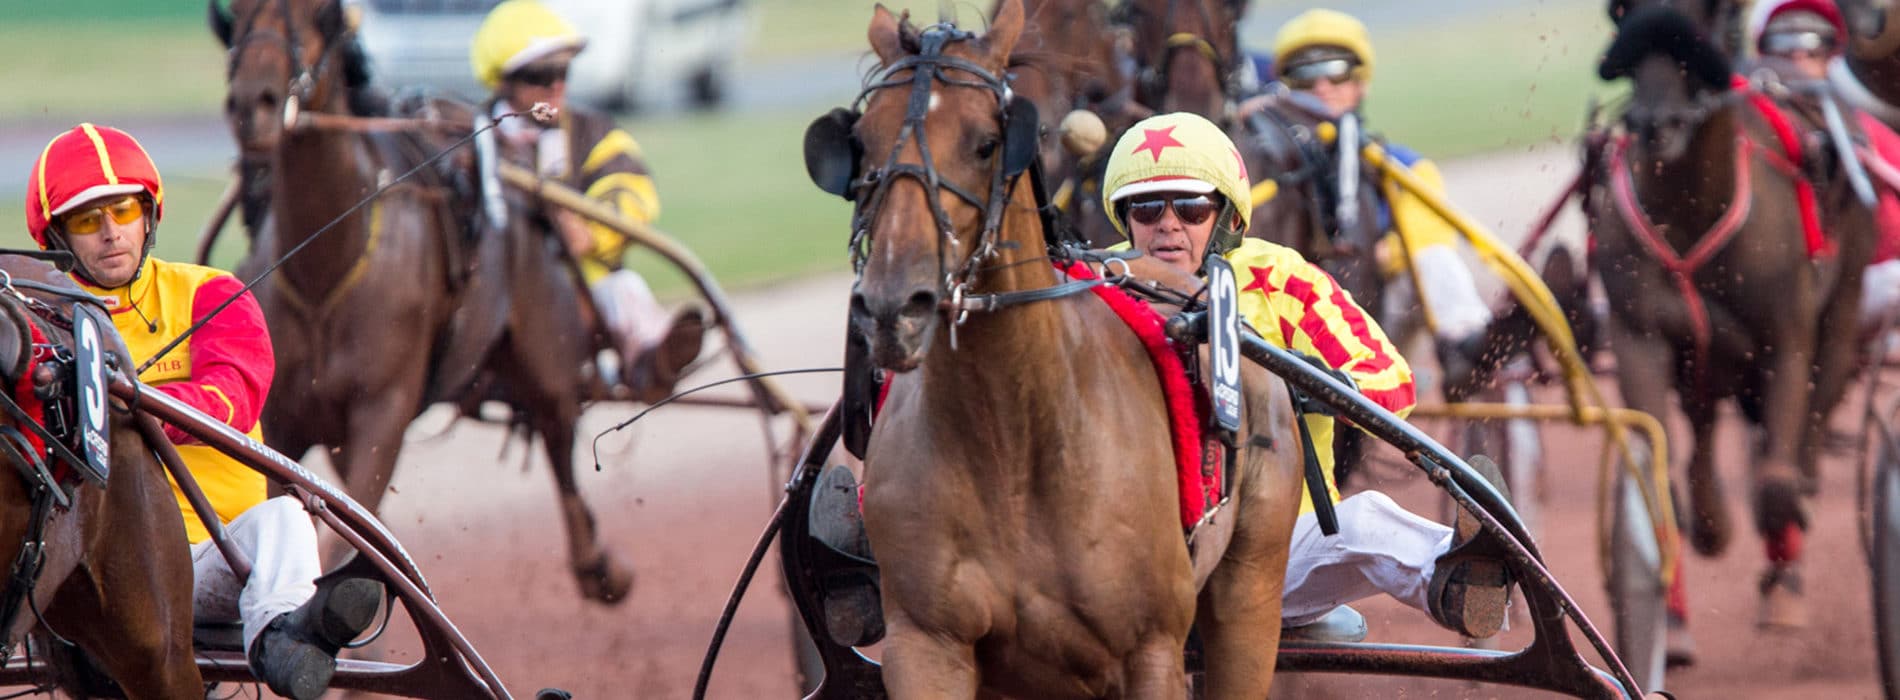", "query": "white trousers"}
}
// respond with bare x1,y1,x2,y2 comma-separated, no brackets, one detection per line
1281,491,1452,626
1863,259,1900,331
190,496,321,653
590,269,671,359
1410,245,1494,342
